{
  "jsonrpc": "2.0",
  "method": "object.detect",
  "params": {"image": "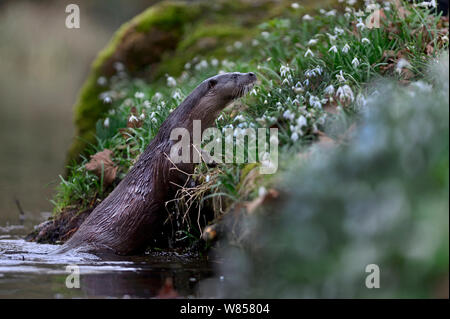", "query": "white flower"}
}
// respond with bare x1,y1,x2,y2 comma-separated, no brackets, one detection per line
280,64,291,77
291,2,300,9
302,14,314,21
334,27,345,35
442,35,449,43
396,58,411,74
184,62,191,69
347,0,357,5
205,175,210,182
325,10,337,16
329,45,338,53
97,76,107,86
172,90,182,100
195,60,209,71
211,58,219,67
113,62,124,72
296,115,307,128
336,85,354,103
234,41,243,49
261,31,270,39
362,37,371,44
234,115,245,122
250,88,257,96
153,92,163,100
308,38,319,46
415,1,436,8
128,115,139,123
356,18,366,30
291,132,299,142
139,113,145,120
324,84,335,95
283,110,295,121
143,100,151,108
103,117,110,127
342,44,351,53
309,95,322,108
327,33,338,42
134,91,145,99
252,39,260,46
102,96,112,104
351,57,360,67
304,48,314,57
167,76,177,87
